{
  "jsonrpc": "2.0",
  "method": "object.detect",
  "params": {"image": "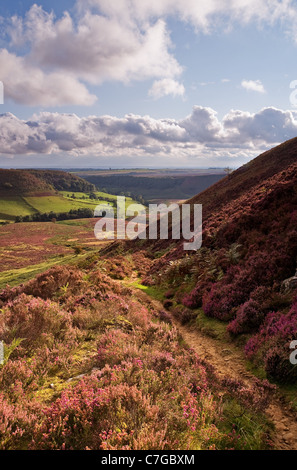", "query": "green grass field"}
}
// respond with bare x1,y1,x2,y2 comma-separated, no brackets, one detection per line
59,190,119,201
0,197,37,220
58,192,136,214
0,191,136,223
59,191,134,208
0,254,73,289
24,195,99,213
